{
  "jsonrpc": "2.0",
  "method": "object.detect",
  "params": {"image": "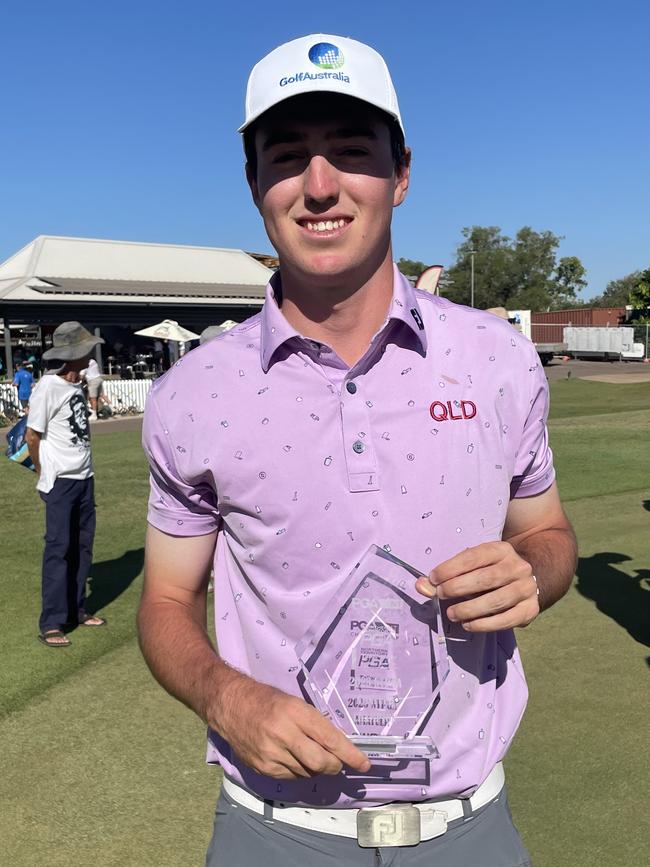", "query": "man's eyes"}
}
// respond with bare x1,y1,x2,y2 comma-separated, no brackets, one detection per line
271,146,370,164
339,147,369,156
272,151,303,164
